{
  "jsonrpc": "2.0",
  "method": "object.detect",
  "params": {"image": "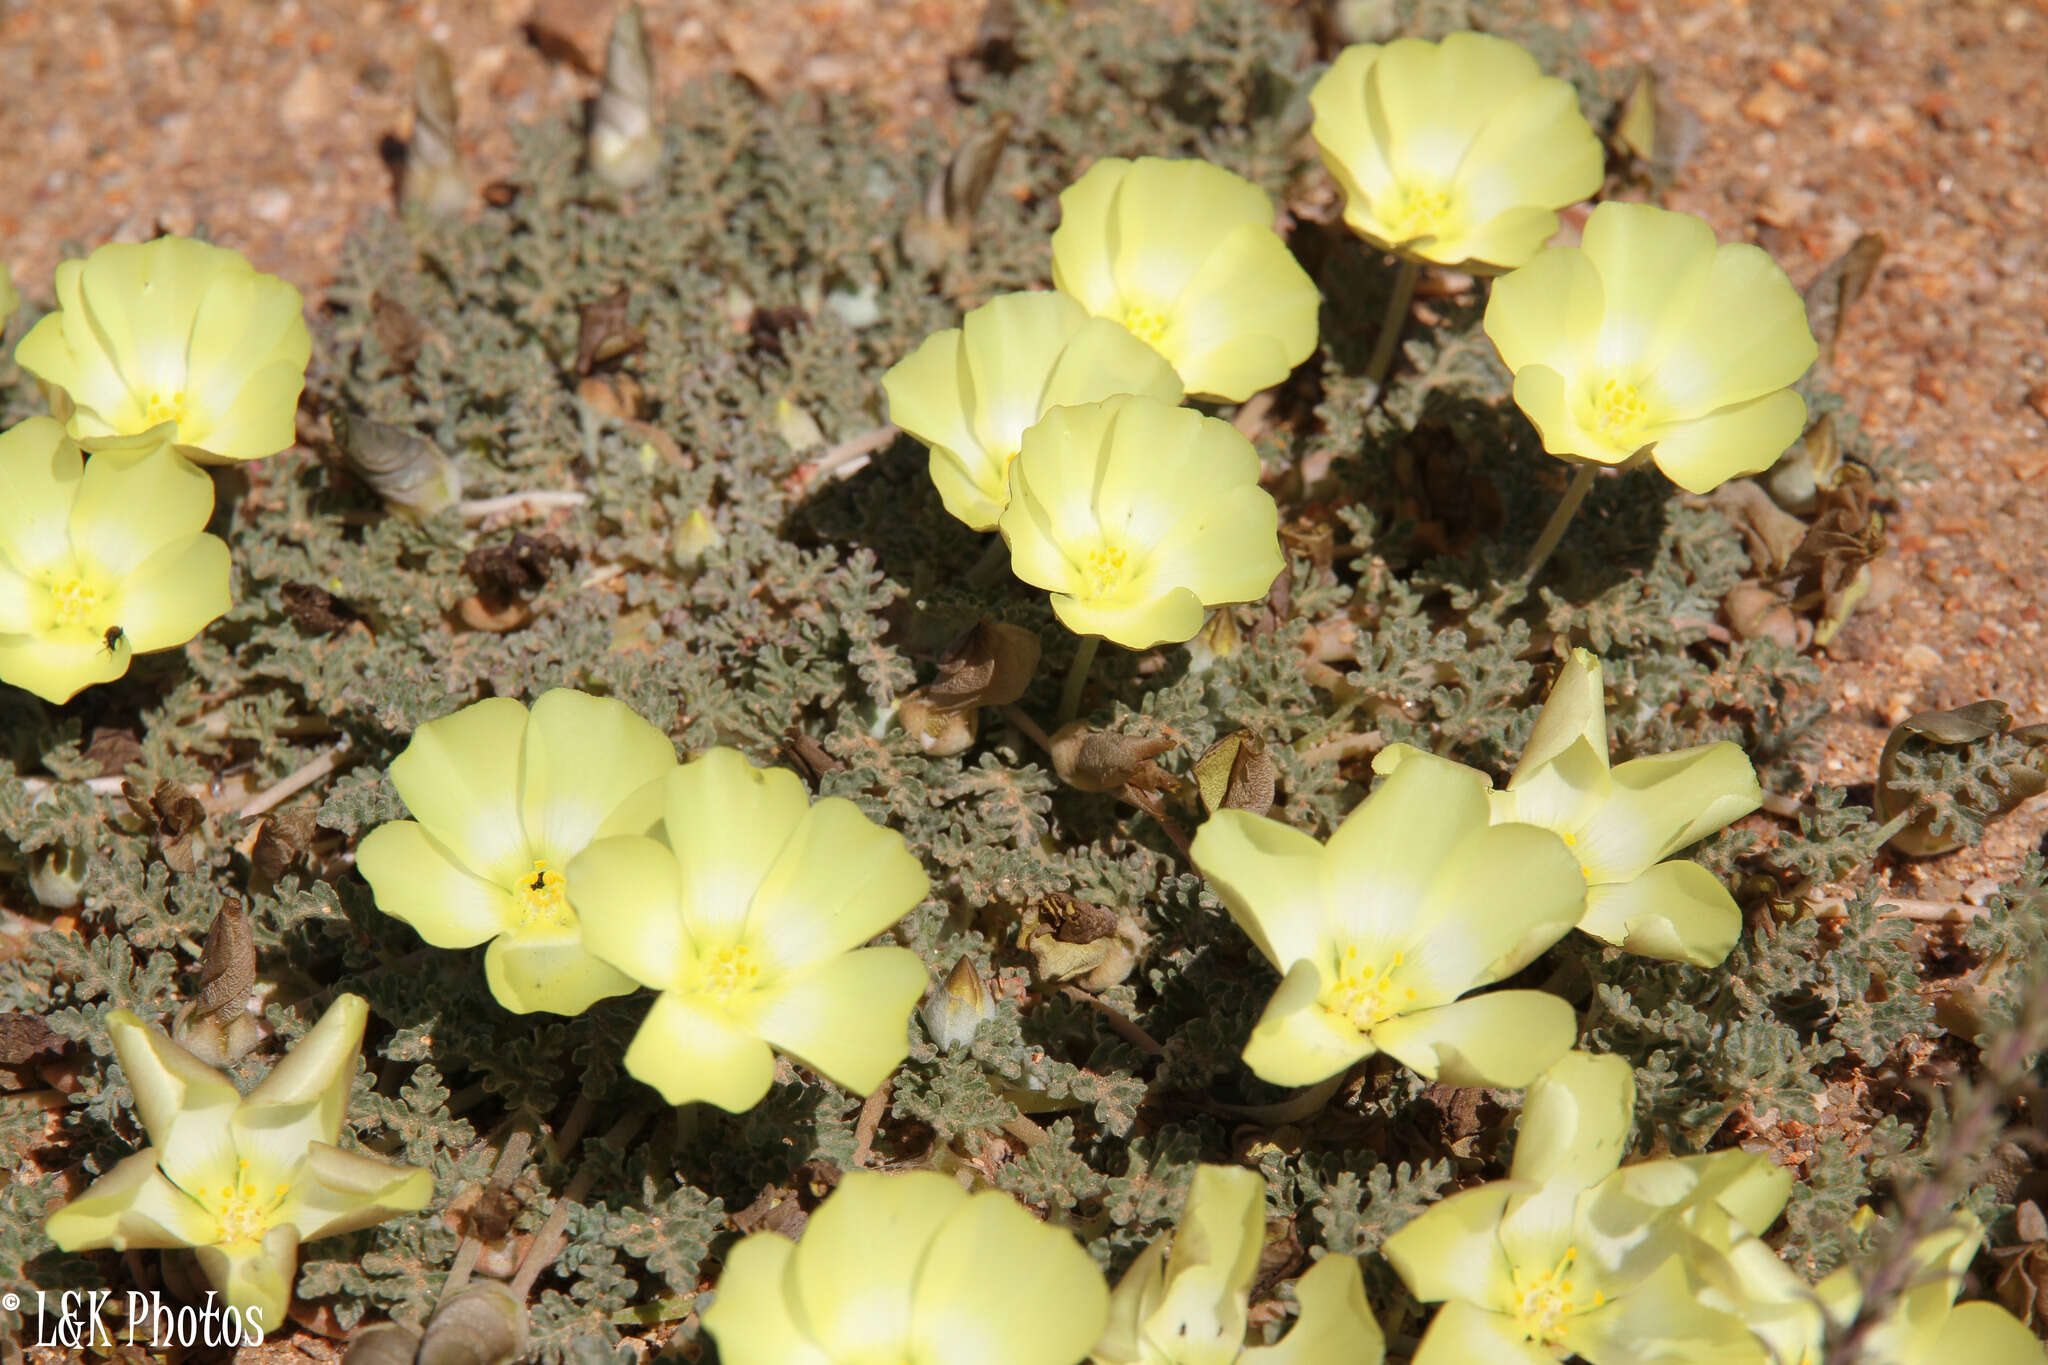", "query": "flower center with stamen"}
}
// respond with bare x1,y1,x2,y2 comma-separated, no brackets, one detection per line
1081,544,1133,600
700,944,762,998
1592,378,1649,445
142,390,193,429
1511,1246,1603,1344
1323,945,1417,1030
1388,183,1452,240
1120,303,1170,350
516,860,573,931
48,578,101,629
209,1158,292,1246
